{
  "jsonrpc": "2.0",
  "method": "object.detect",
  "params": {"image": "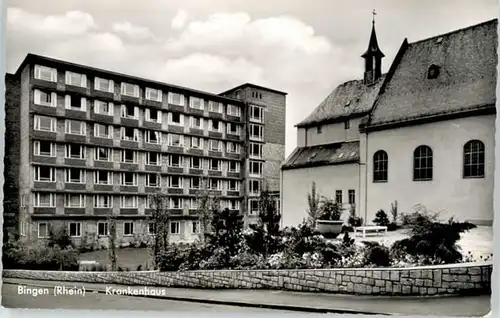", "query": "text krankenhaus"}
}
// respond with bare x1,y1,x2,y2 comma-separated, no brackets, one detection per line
105,286,167,296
